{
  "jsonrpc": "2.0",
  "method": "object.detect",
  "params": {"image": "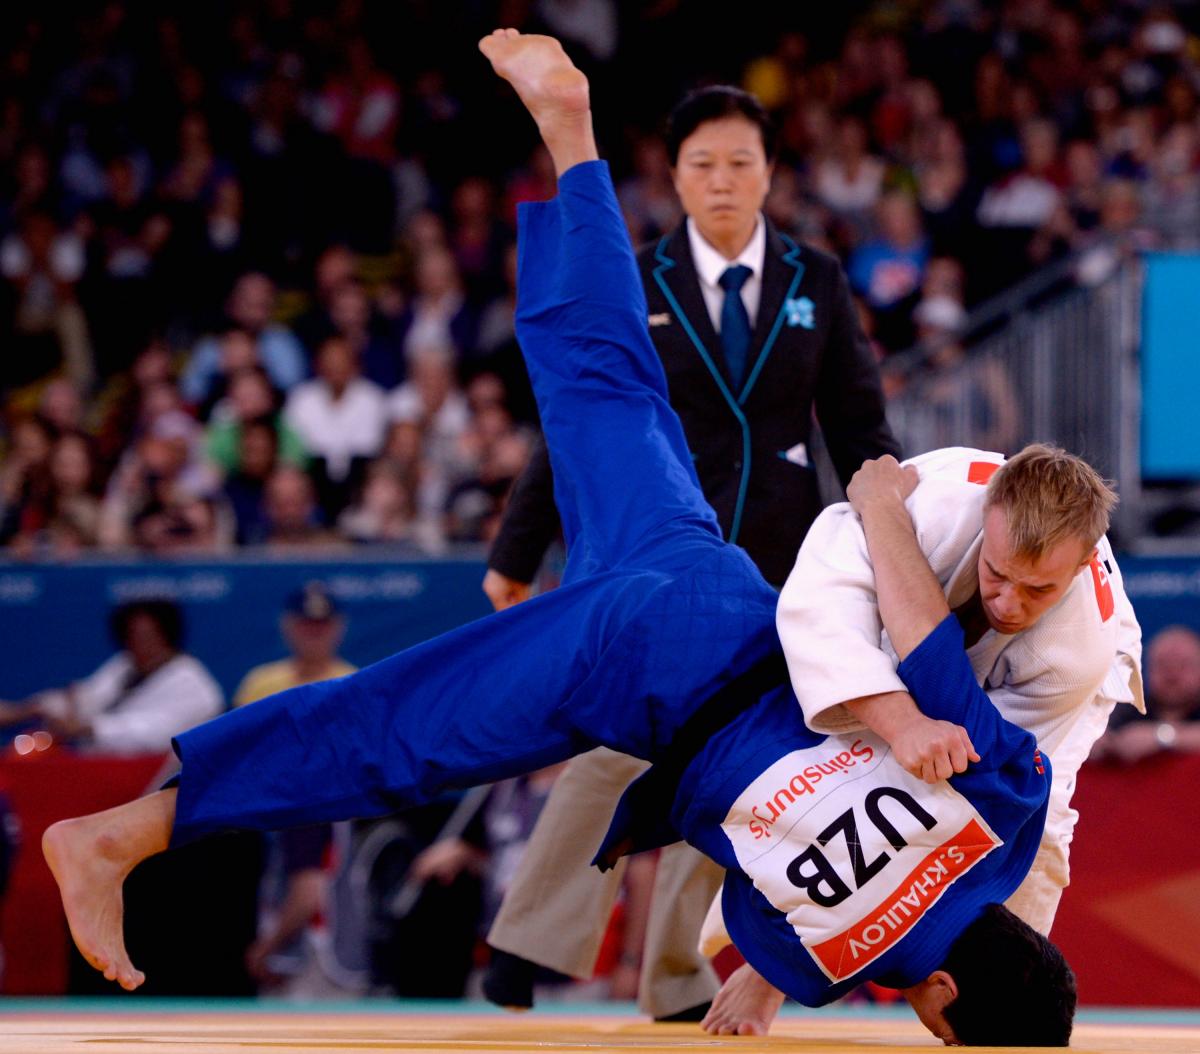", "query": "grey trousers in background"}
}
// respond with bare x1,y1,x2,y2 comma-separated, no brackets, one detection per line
486,746,724,1019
